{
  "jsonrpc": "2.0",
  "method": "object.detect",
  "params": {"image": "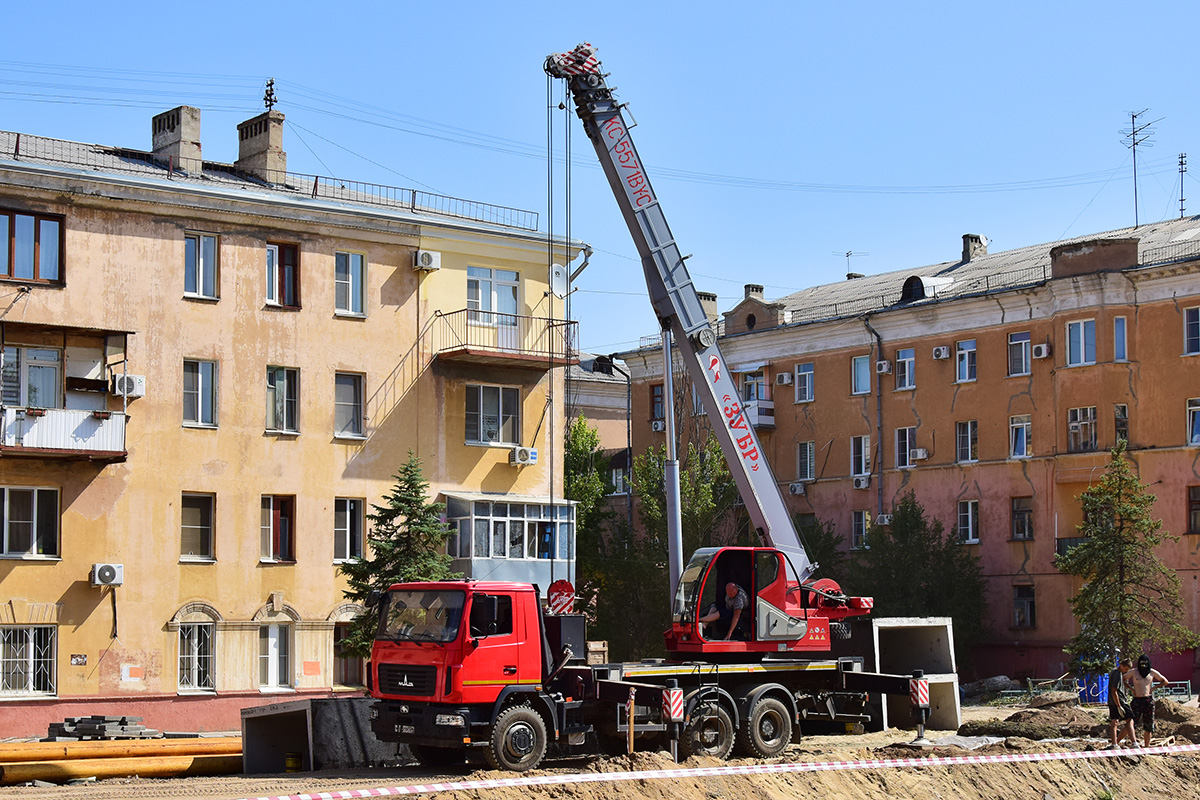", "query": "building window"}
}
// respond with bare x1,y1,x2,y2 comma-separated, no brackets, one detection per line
851,510,869,550
956,340,977,382
467,267,519,326
851,355,870,395
1,210,62,284
260,495,295,562
1189,487,1200,534
1113,316,1127,361
609,466,629,495
741,371,766,402
1013,585,1036,628
894,348,915,390
650,384,664,420
1008,331,1031,376
265,243,300,308
184,232,218,299
465,384,520,445
1,487,58,558
446,497,576,561
333,623,364,687
797,440,815,481
334,373,364,438
0,346,60,408
334,498,363,562
182,359,218,427
178,623,214,691
1068,406,1097,452
181,493,214,561
1010,414,1031,458
1066,319,1096,366
956,420,978,463
851,435,870,476
334,251,366,315
957,500,980,543
795,362,814,403
258,624,290,689
896,427,915,469
1011,496,1033,540
1115,404,1129,444
0,625,55,695
1188,399,1200,445
1186,308,1200,355
266,367,299,433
